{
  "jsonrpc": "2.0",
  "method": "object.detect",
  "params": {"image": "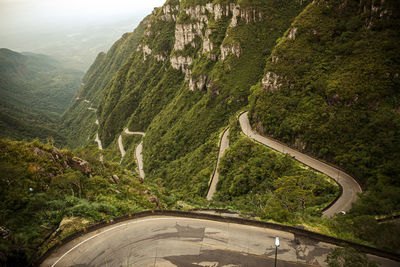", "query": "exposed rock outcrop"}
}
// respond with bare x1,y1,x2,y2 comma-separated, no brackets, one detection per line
170,56,193,75
0,226,10,239
288,27,298,40
142,45,152,60
145,190,162,208
168,2,264,88
171,3,263,55
173,23,204,50
154,54,166,62
202,29,214,55
137,44,153,61
188,75,209,91
33,147,46,156
271,56,279,63
69,157,91,175
32,146,69,170
261,71,282,92
112,174,120,185
184,5,210,23
221,43,242,61
160,4,179,21
229,4,263,27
